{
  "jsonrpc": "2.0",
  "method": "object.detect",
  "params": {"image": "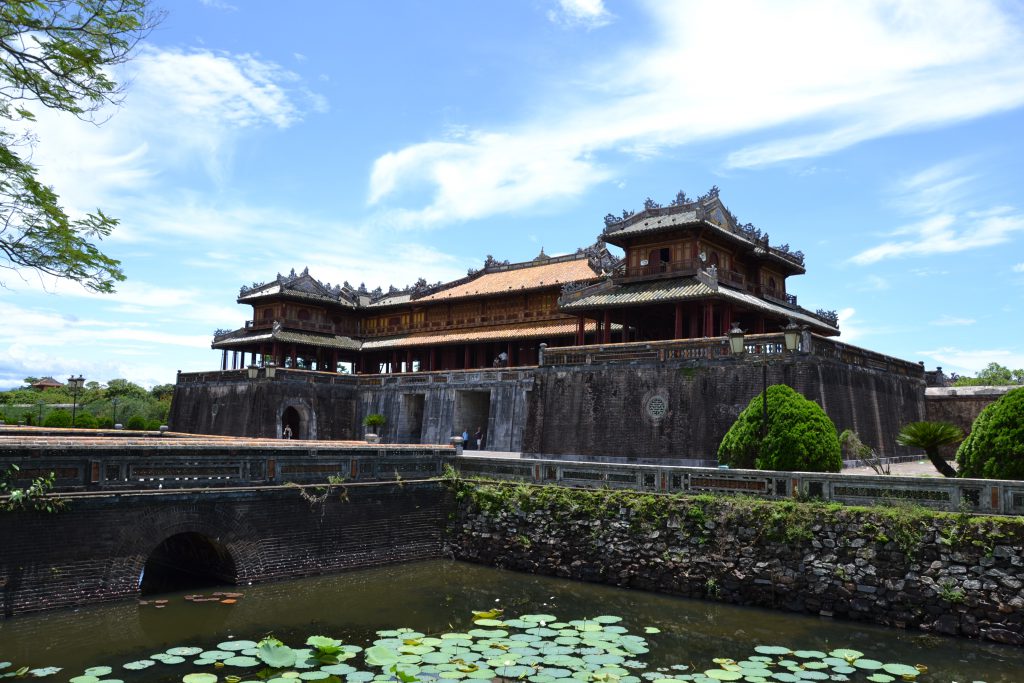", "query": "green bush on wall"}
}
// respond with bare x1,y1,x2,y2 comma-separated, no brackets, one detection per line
42,409,72,428
73,412,98,429
718,384,842,472
125,415,147,430
957,387,1024,480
